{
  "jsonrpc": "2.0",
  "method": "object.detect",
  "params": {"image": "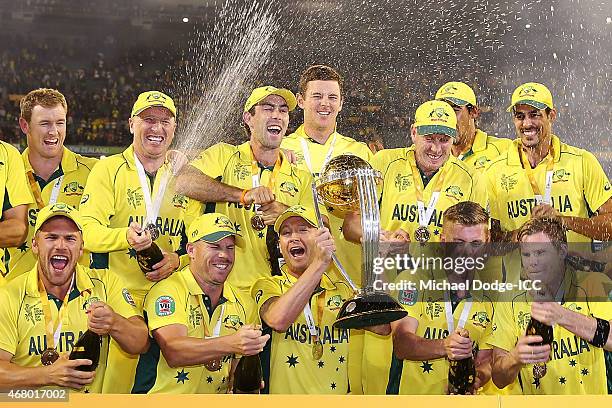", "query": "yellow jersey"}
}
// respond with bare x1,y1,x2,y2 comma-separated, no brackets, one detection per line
6,147,98,280
458,130,512,171
132,266,258,394
0,264,139,393
488,269,612,394
282,125,373,286
252,265,353,394
386,268,495,394
0,141,34,282
189,141,317,292
485,135,612,243
79,145,190,301
373,146,488,241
